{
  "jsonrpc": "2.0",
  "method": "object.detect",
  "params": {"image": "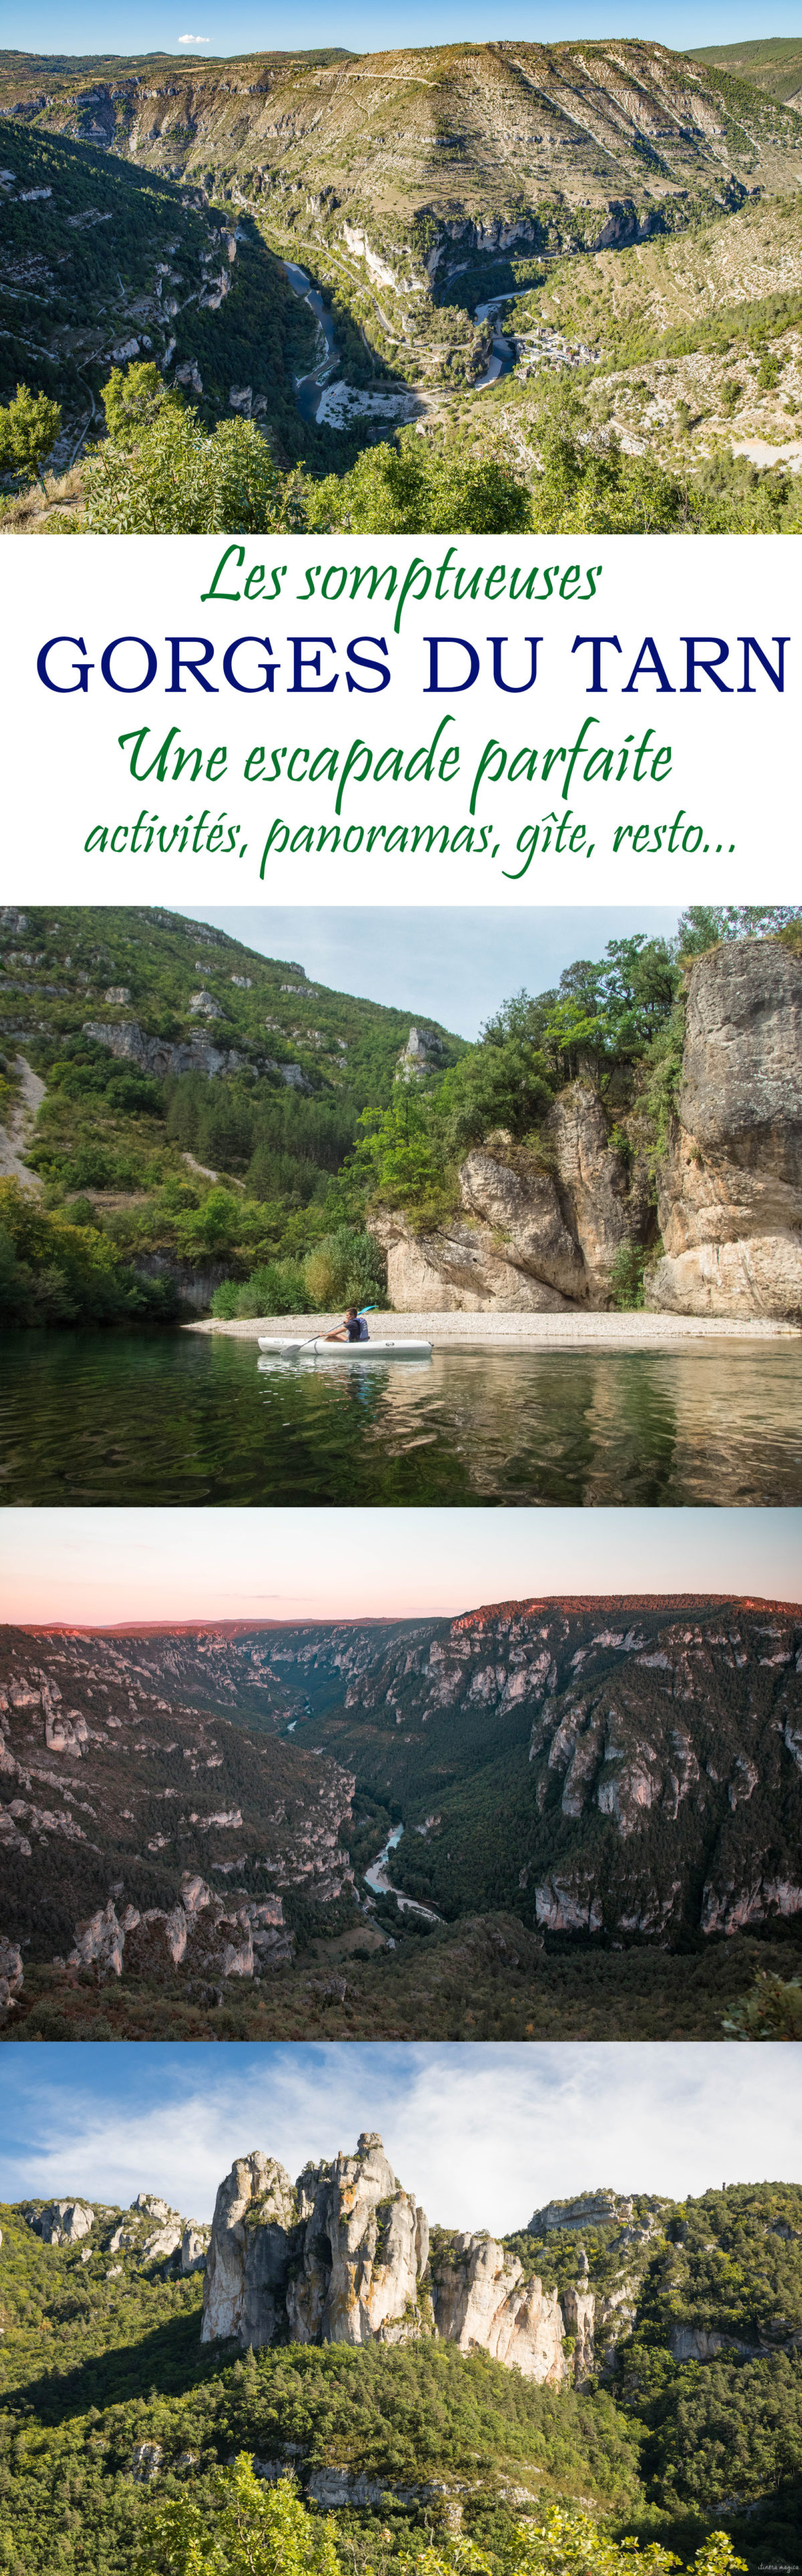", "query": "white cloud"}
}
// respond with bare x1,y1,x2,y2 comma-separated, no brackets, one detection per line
3,2046,800,2231
178,31,210,41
